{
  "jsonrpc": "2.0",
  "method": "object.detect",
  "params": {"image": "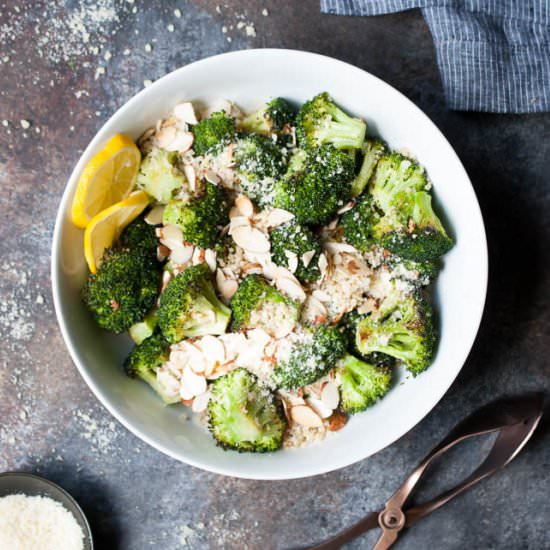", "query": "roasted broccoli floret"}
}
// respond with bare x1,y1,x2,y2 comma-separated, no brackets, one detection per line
373,191,453,261
369,152,429,212
129,308,158,344
208,368,287,452
340,193,381,252
119,215,159,256
270,220,322,283
386,256,439,288
230,275,300,334
355,293,436,376
296,92,366,150
337,354,392,414
192,111,236,156
233,134,287,204
137,149,189,204
340,311,396,368
82,249,161,333
124,331,179,404
272,325,347,389
351,139,385,197
163,182,228,248
272,145,355,225
157,263,231,343
239,97,296,143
